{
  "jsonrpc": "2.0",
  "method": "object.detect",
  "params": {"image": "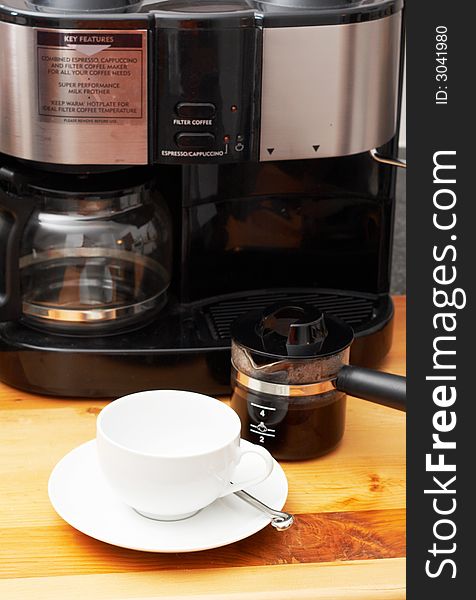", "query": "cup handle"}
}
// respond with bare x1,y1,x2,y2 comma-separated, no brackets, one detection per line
218,443,274,497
